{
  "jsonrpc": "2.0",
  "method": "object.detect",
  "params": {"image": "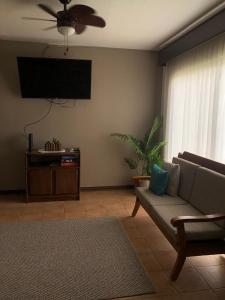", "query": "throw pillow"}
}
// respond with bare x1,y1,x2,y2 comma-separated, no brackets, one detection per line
150,164,169,196
163,161,180,196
